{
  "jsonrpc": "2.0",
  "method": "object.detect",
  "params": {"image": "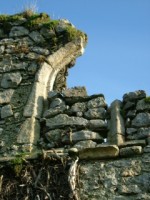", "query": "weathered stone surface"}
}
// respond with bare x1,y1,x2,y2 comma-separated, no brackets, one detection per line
29,31,45,43
71,102,87,113
0,46,5,53
119,146,143,157
127,127,150,140
143,145,150,153
62,130,103,144
30,46,50,55
62,87,87,97
73,140,97,150
123,101,135,110
1,105,13,118
126,128,137,135
0,89,14,104
119,140,146,148
132,113,150,127
108,100,125,145
118,184,141,194
50,98,65,108
9,26,29,37
43,105,68,118
87,96,107,109
79,145,119,159
79,155,150,200
89,119,107,130
28,62,38,75
84,107,106,119
40,27,55,38
123,90,146,102
48,91,61,100
1,72,22,88
136,99,150,111
45,129,62,144
126,110,136,118
46,114,88,129
17,117,40,145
